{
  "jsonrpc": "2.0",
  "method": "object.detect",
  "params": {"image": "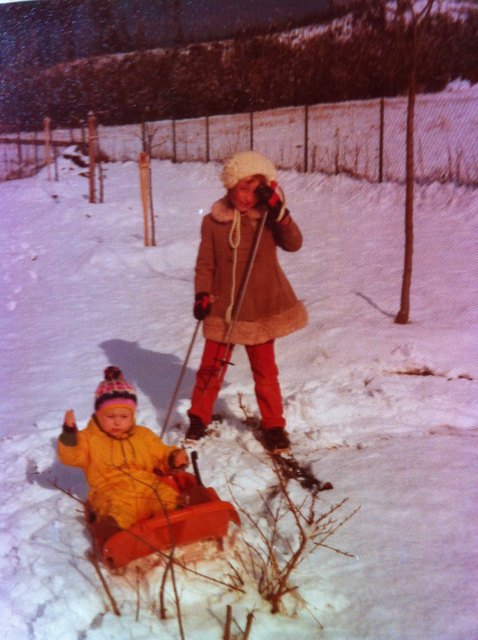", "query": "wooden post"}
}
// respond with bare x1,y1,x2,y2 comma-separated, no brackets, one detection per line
379,97,385,183
139,152,151,246
88,112,97,203
44,116,52,180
